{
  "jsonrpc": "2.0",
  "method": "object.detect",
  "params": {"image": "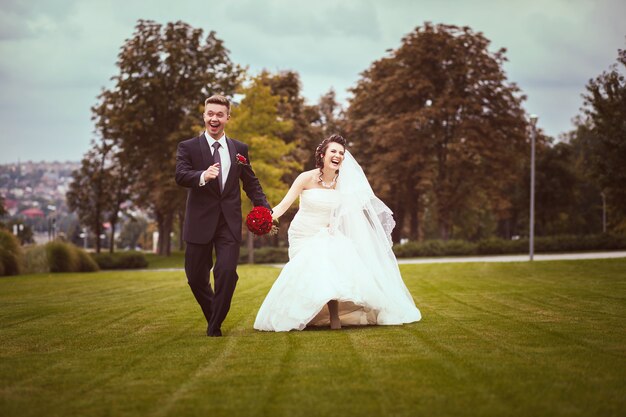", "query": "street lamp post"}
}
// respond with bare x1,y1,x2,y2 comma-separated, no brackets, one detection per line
529,114,538,261
80,227,88,249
